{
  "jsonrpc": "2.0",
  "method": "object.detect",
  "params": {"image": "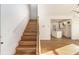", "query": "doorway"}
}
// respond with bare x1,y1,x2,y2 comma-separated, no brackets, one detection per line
51,19,71,40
